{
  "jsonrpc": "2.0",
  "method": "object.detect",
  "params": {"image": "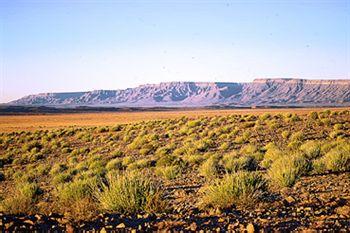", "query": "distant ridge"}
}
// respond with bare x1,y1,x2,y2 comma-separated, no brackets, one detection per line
10,78,350,107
